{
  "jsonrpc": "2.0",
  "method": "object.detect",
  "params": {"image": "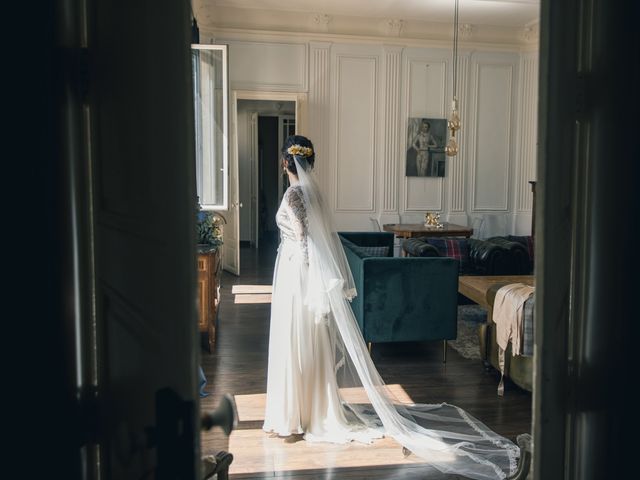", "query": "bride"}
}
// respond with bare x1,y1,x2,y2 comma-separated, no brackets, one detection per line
263,135,519,480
